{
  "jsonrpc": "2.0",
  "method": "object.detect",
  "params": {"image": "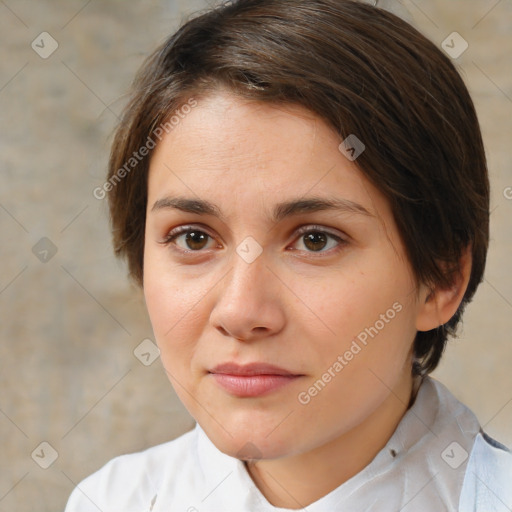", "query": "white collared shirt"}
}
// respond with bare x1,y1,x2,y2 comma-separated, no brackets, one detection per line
64,376,512,511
